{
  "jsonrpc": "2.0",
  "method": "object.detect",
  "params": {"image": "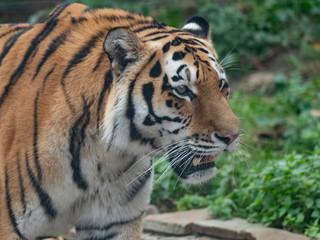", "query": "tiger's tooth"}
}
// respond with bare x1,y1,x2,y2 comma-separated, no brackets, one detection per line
193,157,202,166
208,155,219,162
